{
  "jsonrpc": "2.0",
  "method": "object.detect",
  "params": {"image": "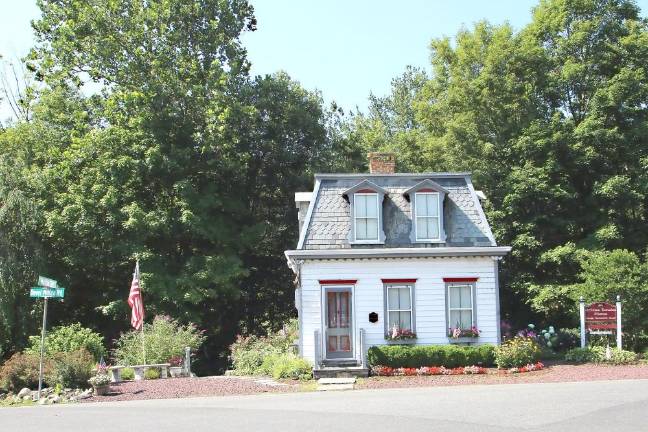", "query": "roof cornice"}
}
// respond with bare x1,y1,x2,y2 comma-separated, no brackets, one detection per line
315,172,471,180
285,246,511,261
